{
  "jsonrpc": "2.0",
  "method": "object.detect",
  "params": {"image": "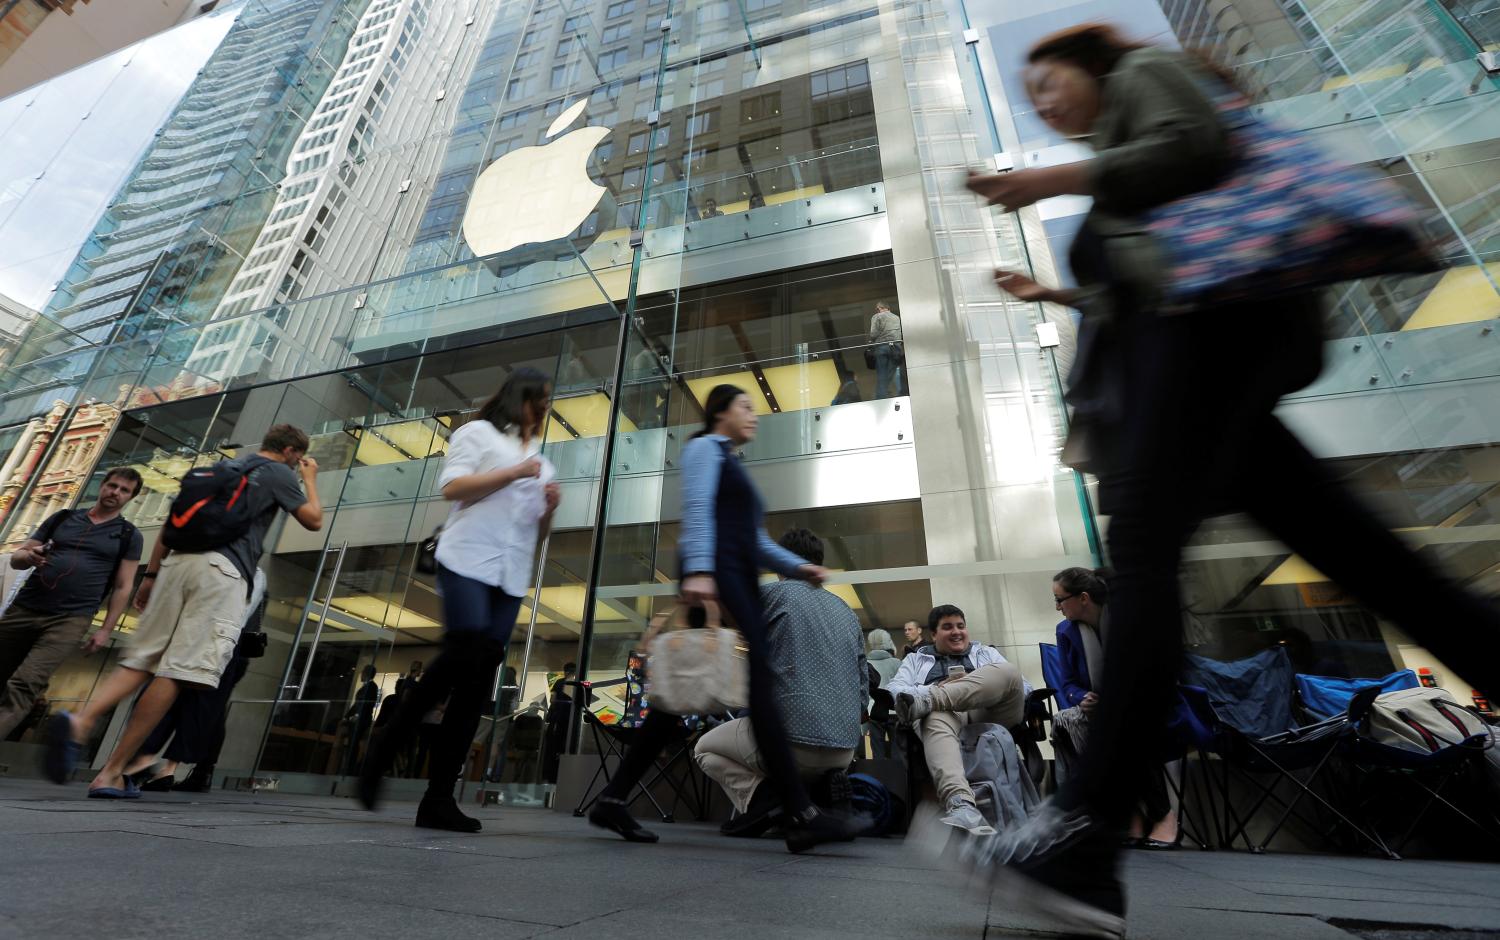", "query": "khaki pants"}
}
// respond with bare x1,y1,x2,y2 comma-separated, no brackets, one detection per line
0,607,94,737
120,552,246,688
694,717,855,813
916,663,1026,805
